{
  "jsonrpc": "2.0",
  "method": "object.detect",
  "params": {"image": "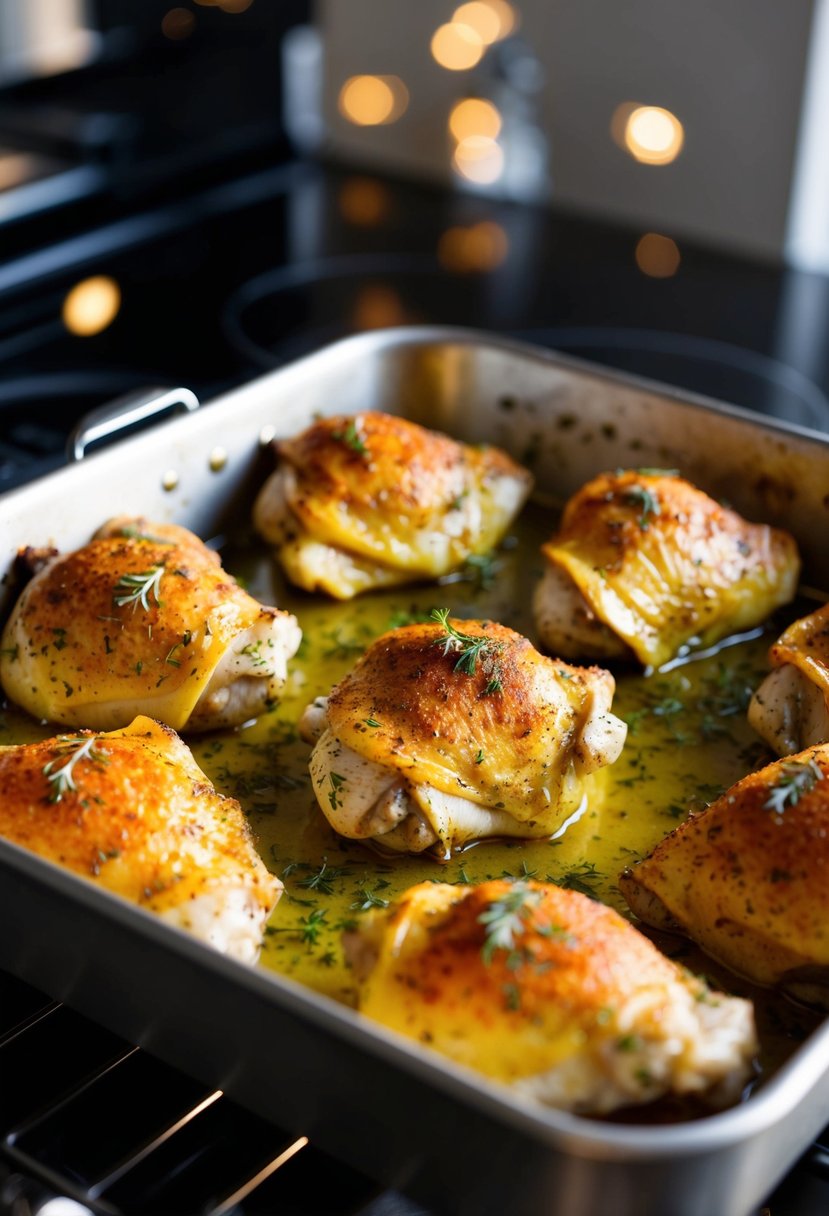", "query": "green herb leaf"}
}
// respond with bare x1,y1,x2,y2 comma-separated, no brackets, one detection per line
113,565,164,611
478,881,543,965
42,735,108,802
763,758,823,815
331,419,369,457
622,484,661,530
